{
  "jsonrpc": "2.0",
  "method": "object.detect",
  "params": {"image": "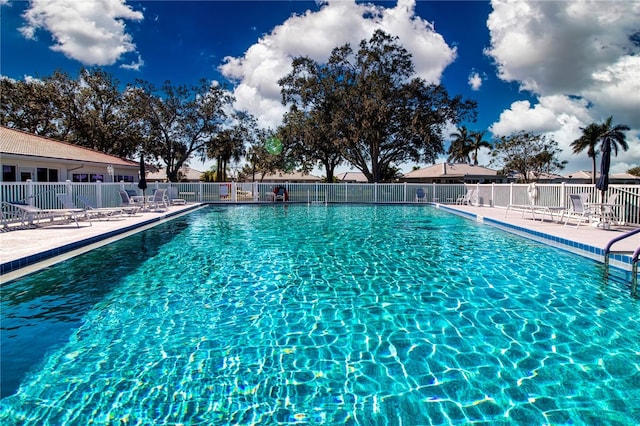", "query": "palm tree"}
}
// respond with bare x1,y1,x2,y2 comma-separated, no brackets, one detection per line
570,122,602,184
447,126,473,163
469,130,491,165
571,117,630,184
599,116,630,157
